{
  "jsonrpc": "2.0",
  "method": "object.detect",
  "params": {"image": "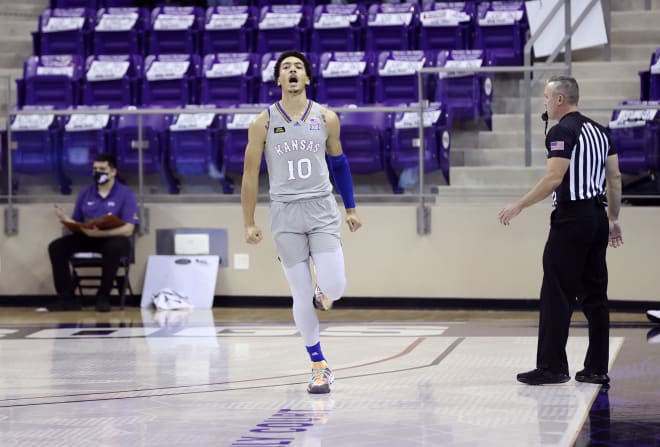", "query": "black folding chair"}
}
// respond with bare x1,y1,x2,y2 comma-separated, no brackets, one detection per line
70,233,135,309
